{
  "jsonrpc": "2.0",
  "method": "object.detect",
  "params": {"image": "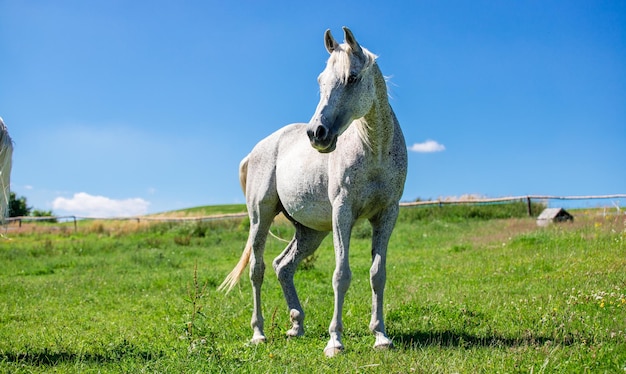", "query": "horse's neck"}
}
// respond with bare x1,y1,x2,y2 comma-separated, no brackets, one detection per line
358,64,395,160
